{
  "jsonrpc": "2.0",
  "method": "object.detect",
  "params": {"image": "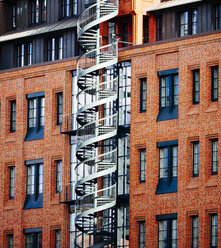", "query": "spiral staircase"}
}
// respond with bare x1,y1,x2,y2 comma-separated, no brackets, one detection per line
75,0,119,247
